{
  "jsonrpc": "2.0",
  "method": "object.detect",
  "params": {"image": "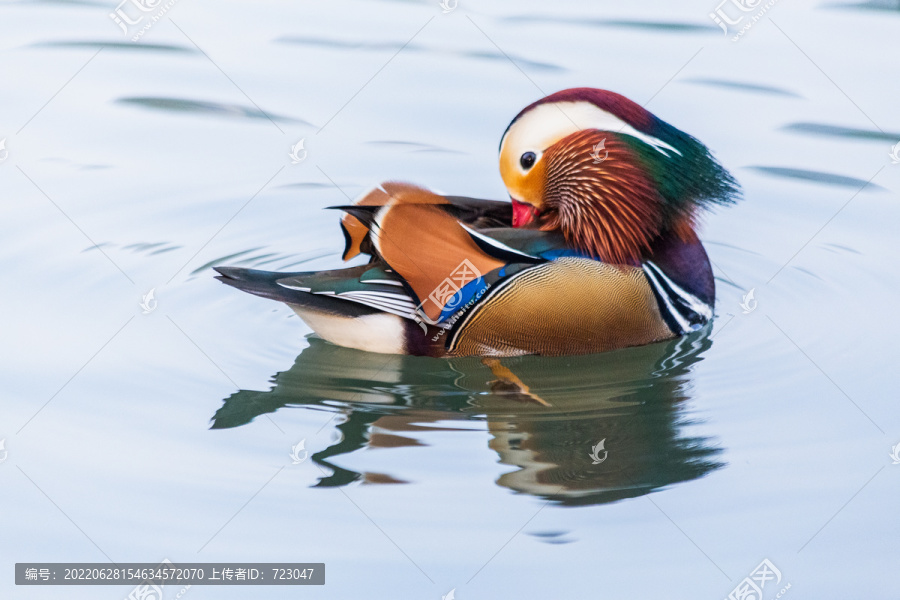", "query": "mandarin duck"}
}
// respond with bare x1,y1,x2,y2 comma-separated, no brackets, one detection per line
216,88,739,357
